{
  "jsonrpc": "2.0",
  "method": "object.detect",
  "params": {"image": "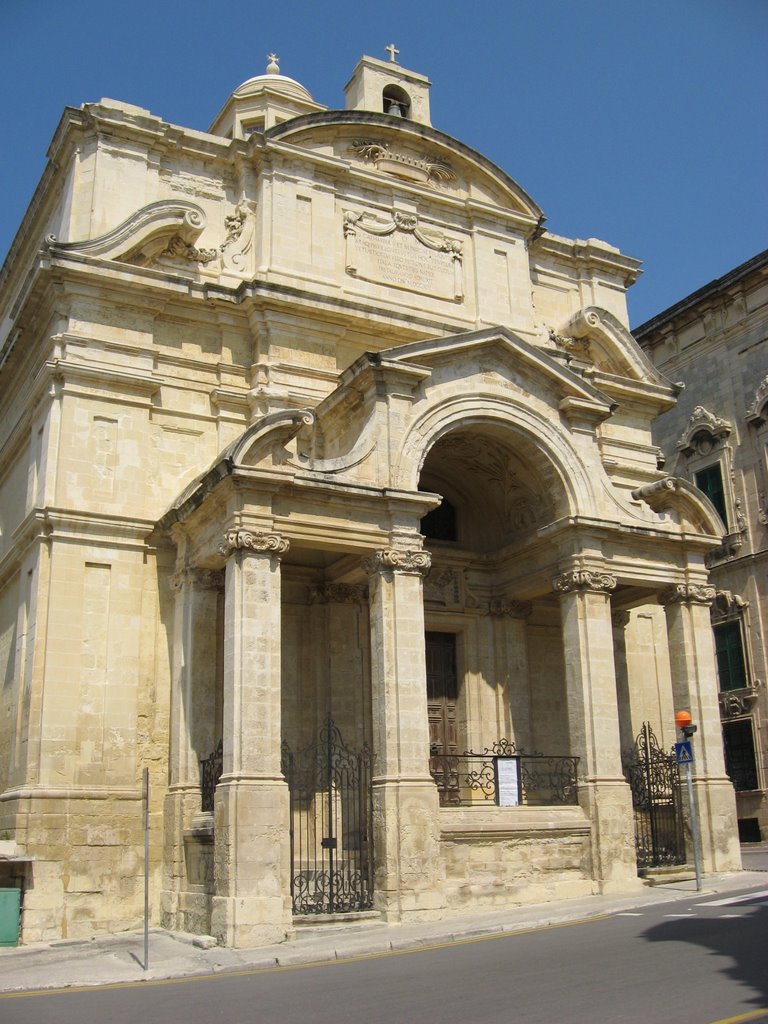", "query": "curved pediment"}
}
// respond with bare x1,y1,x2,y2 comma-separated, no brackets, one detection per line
266,112,544,227
631,477,724,536
46,200,211,265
